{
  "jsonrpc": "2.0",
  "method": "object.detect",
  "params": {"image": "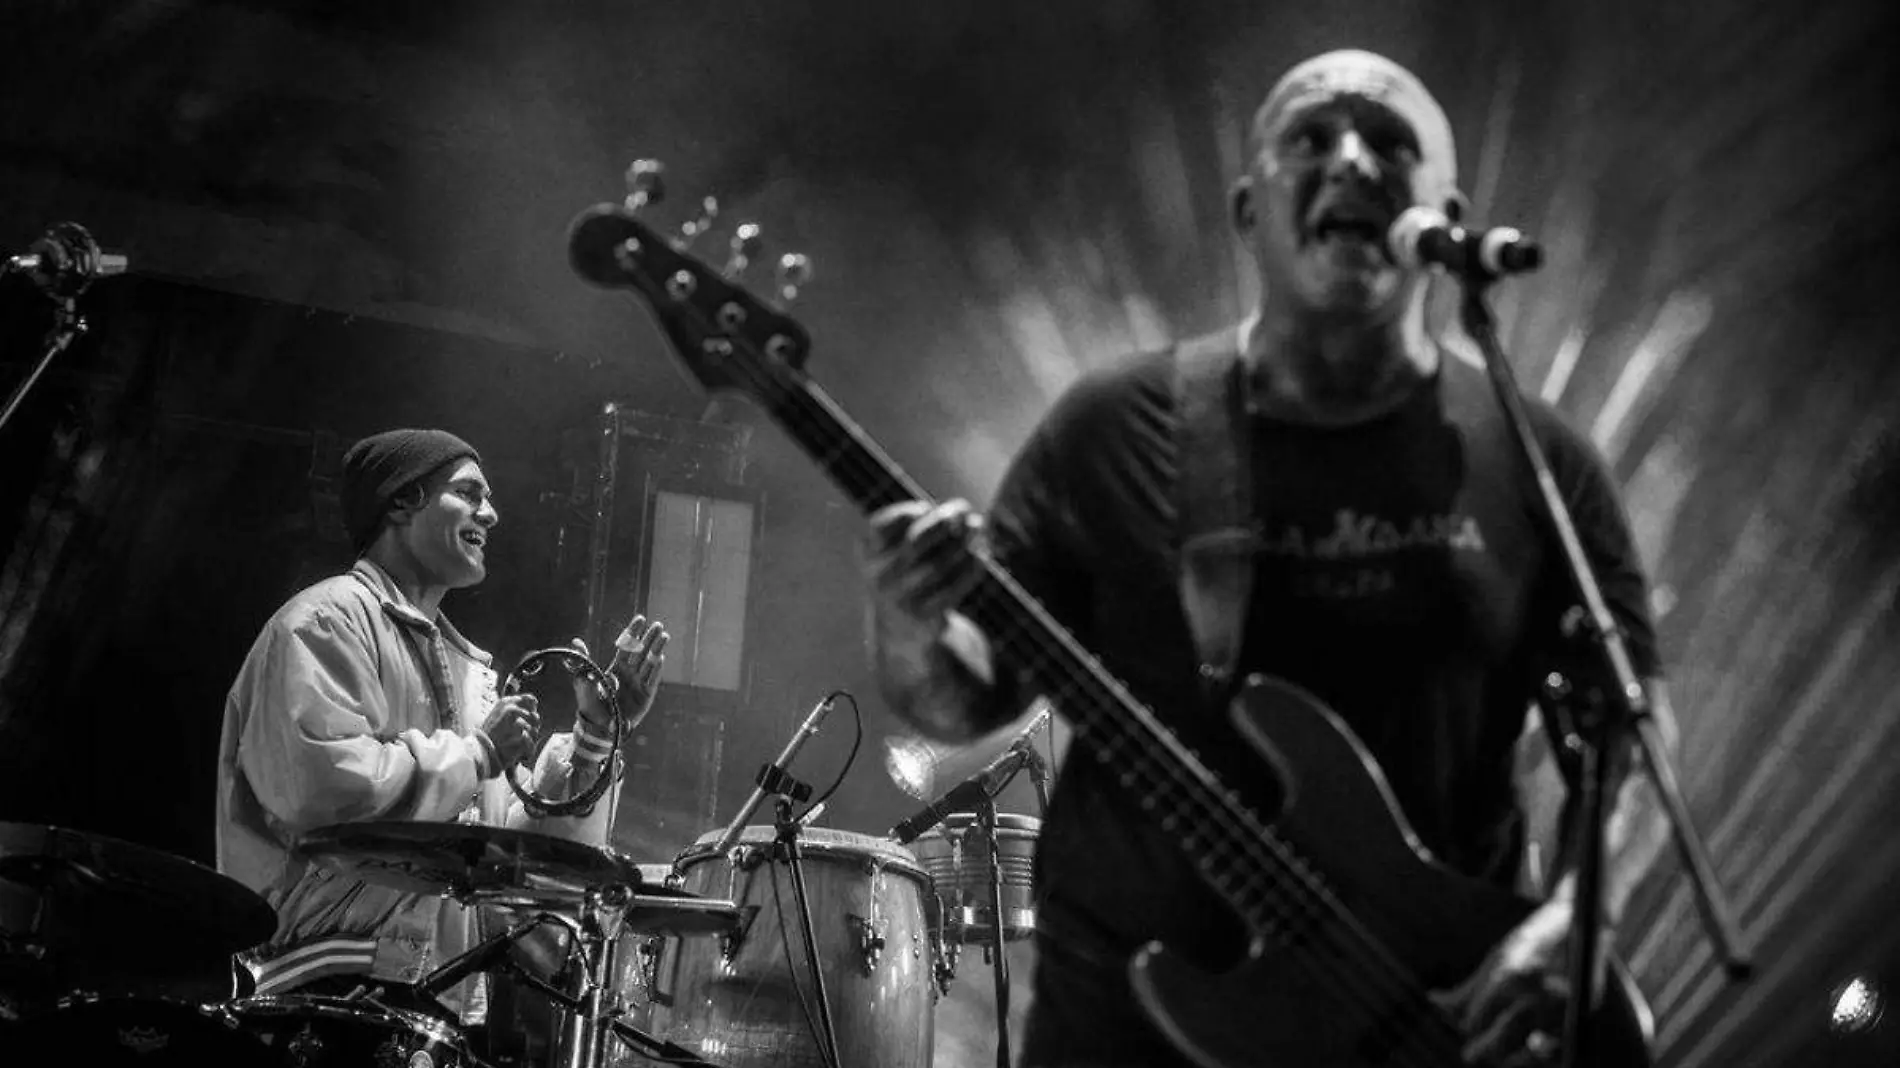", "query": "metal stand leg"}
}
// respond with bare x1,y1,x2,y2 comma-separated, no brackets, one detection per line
976,800,1011,1068
776,797,843,1068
